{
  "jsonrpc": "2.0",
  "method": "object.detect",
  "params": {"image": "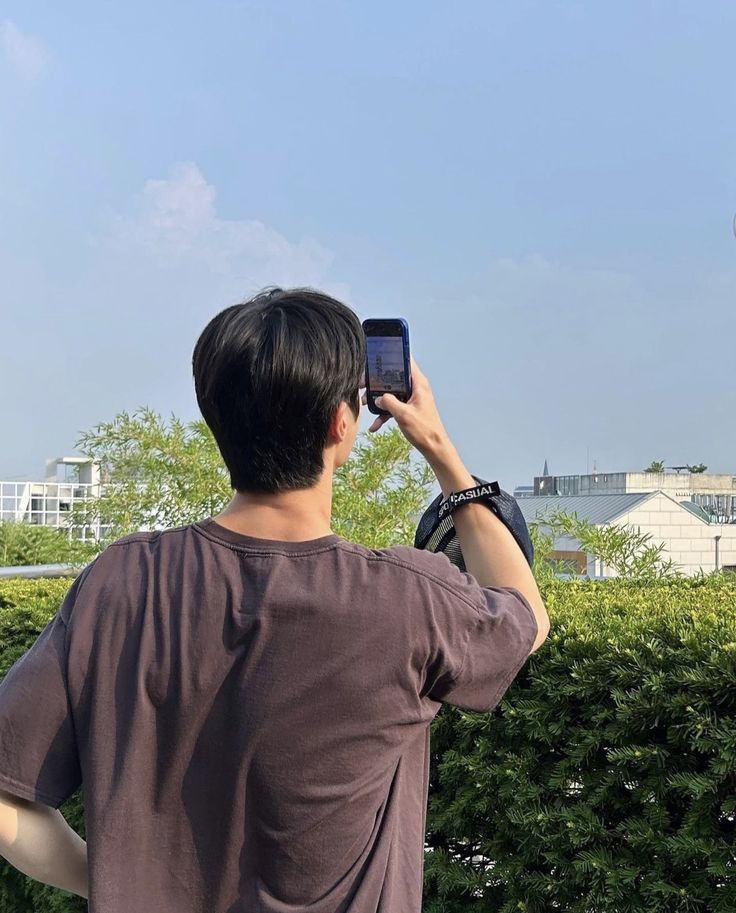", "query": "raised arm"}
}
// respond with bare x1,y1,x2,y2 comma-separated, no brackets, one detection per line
365,356,550,653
